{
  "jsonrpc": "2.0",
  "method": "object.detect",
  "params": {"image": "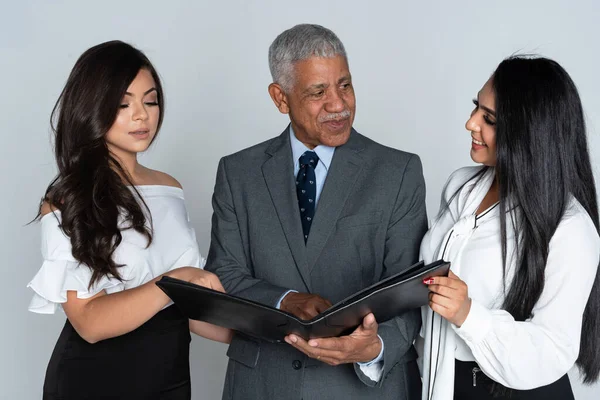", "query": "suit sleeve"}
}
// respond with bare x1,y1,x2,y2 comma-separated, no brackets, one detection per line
354,154,428,387
204,157,290,306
